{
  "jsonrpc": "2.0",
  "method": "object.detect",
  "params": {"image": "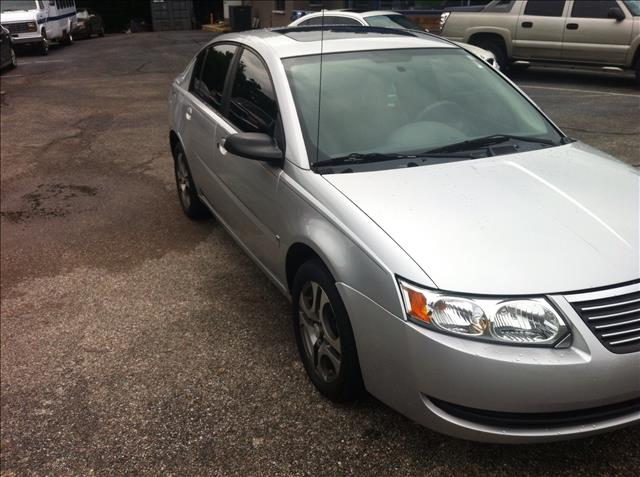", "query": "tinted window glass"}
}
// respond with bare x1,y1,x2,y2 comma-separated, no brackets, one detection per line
572,0,620,18
196,44,237,110
523,0,566,16
322,16,362,25
366,14,421,29
228,49,278,135
484,0,516,12
301,15,361,26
